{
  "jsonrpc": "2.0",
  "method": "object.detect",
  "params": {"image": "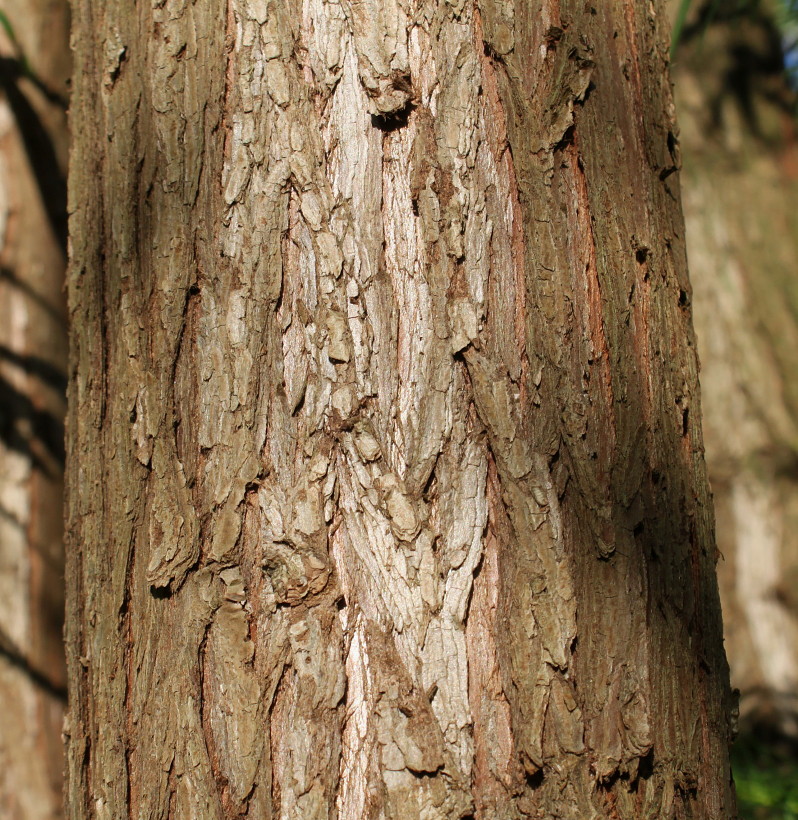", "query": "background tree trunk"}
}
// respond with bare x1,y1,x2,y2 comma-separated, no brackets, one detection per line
672,0,798,740
0,0,70,817
65,1,734,817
